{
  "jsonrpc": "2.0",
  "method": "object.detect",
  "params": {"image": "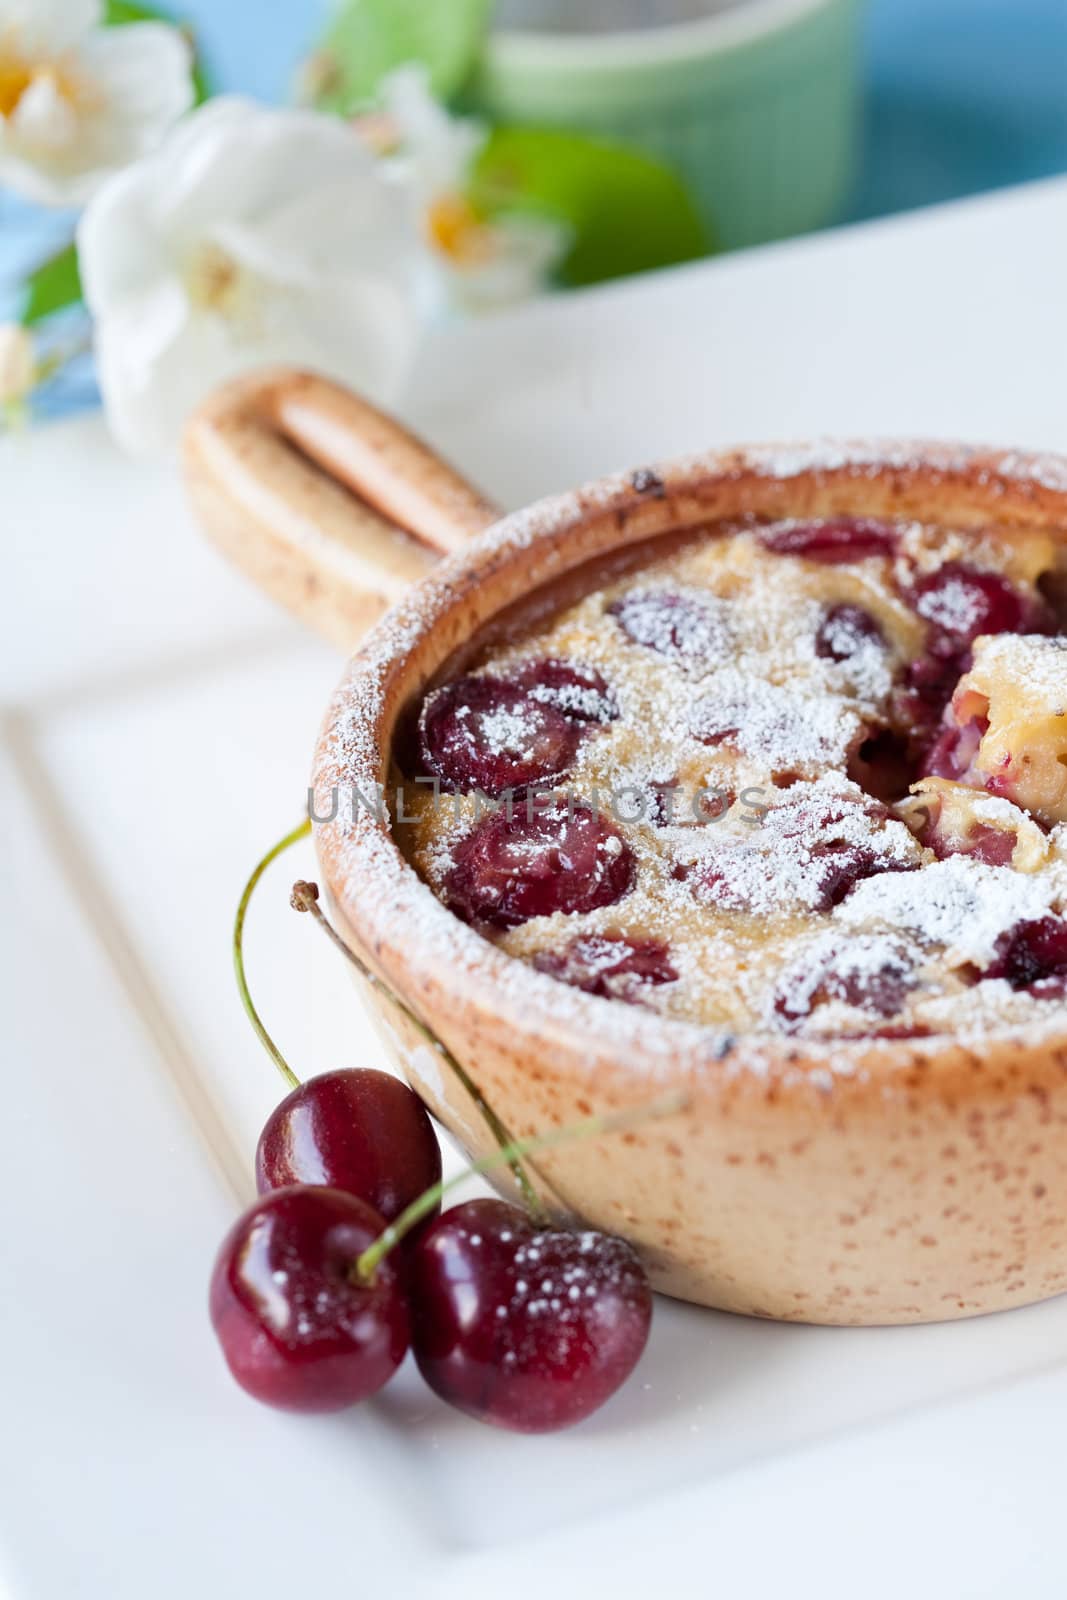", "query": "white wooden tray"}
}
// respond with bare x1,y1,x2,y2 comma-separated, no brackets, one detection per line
3,176,1067,1600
